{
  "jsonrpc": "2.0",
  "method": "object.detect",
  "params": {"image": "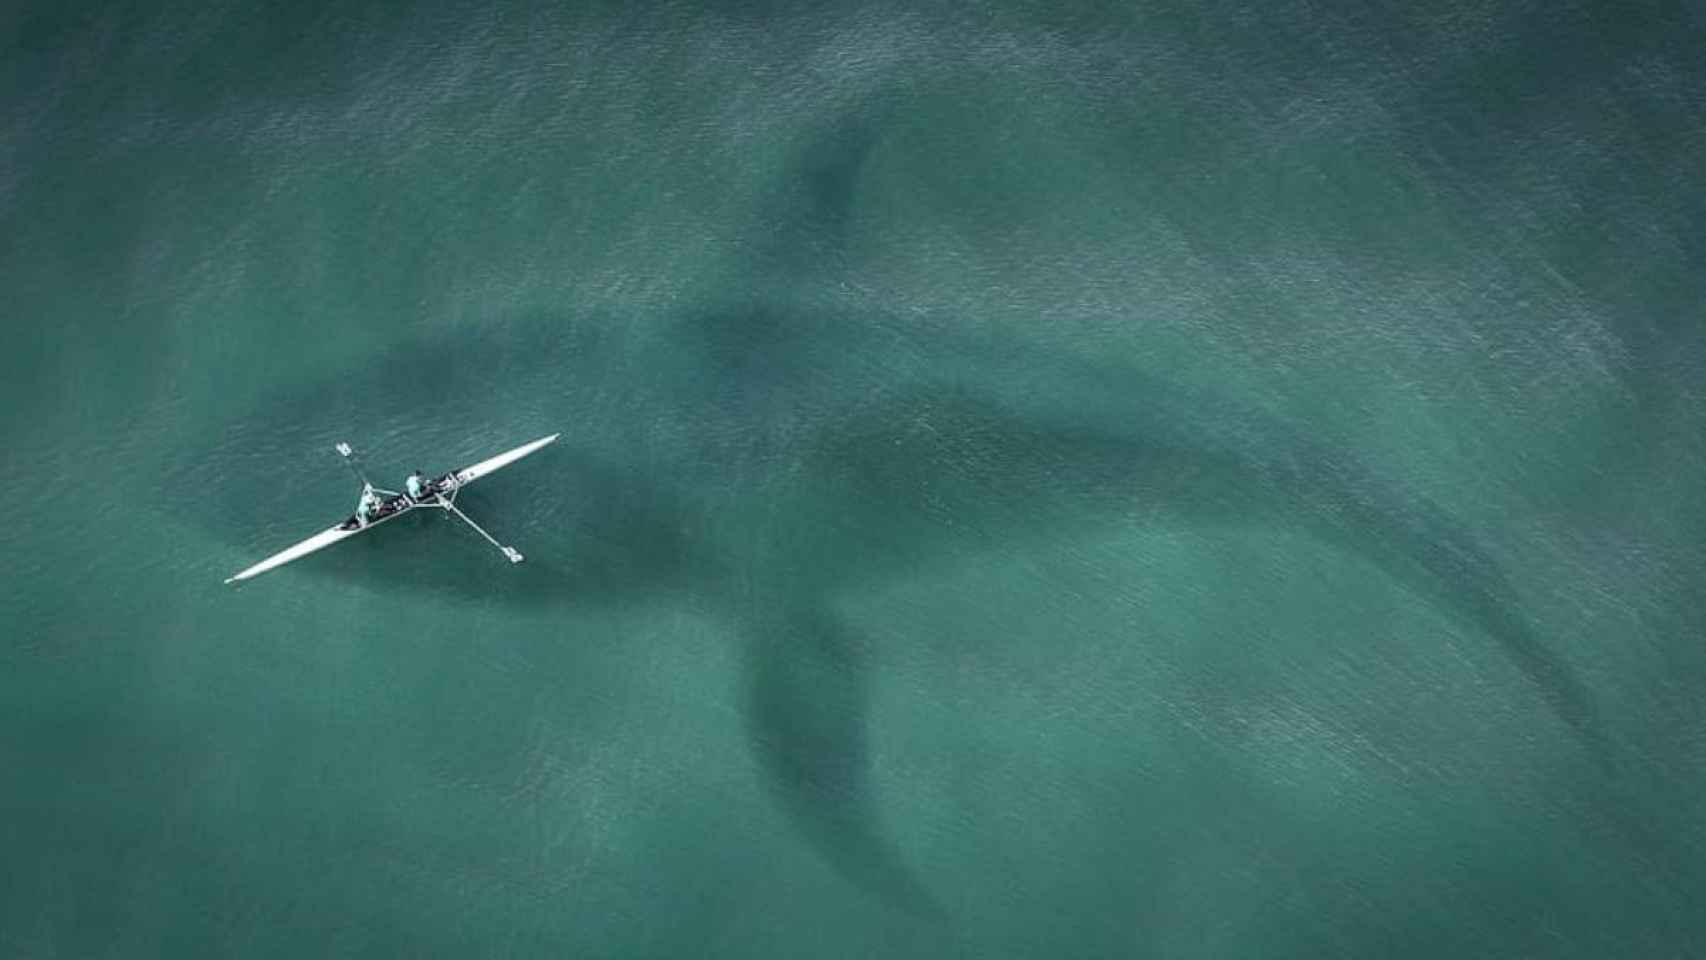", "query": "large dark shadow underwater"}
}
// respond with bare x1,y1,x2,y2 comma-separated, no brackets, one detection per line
165,95,1645,918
